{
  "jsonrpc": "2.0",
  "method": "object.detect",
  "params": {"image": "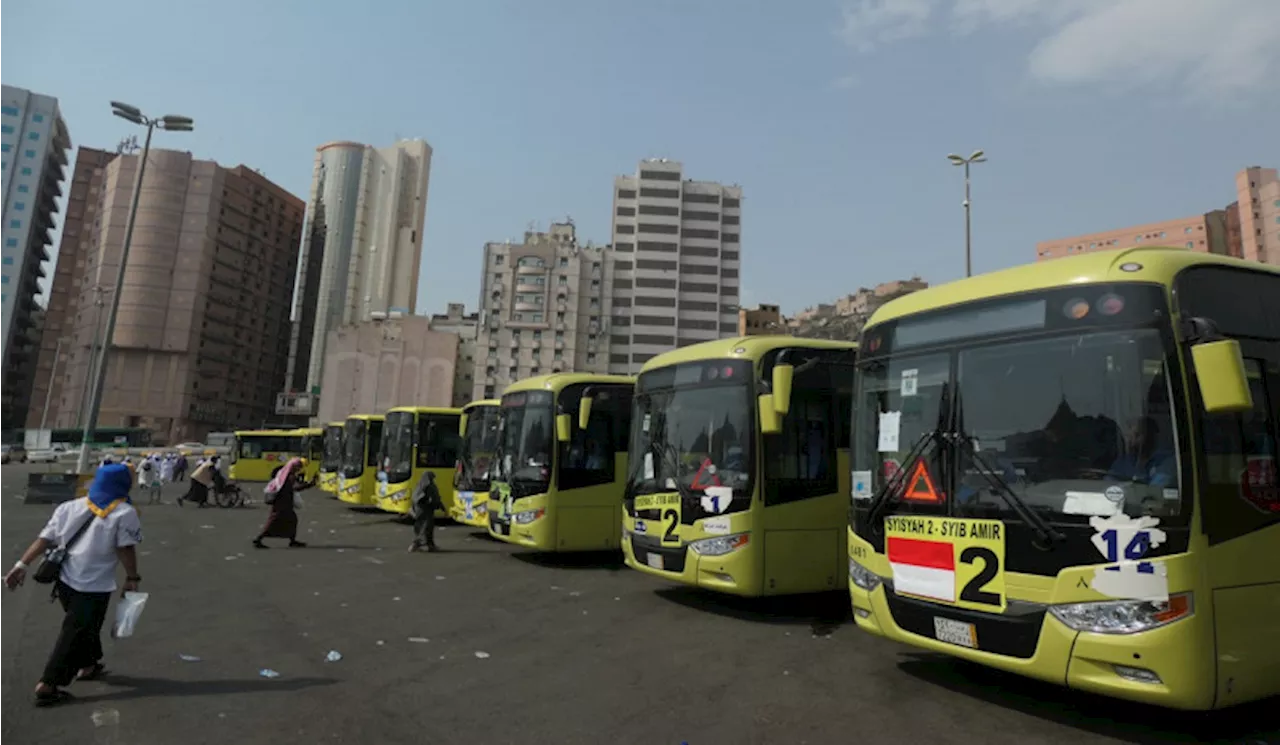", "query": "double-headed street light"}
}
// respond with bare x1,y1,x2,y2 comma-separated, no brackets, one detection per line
947,149,986,278
75,102,194,473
